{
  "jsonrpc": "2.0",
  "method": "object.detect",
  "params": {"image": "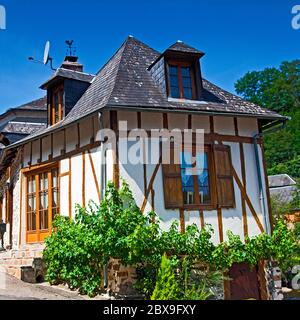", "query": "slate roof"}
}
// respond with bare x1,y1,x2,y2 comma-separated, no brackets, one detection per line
40,68,95,89
269,174,298,203
269,174,297,188
6,36,287,149
16,96,47,111
167,40,205,55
